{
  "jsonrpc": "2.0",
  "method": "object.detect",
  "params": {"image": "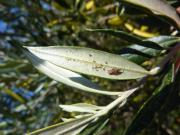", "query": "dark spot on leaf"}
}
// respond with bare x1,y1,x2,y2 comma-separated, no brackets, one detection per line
89,54,92,57
107,68,123,75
